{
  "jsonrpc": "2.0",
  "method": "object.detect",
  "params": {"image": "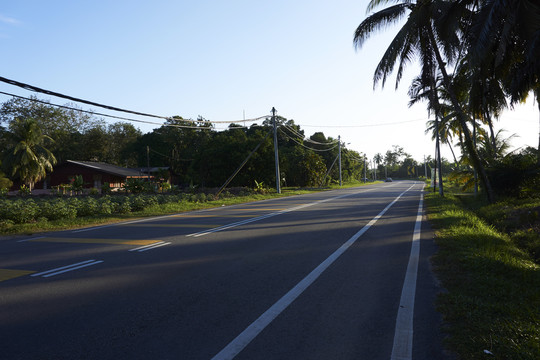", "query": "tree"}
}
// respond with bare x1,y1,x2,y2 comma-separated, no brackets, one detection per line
2,118,57,190
354,0,497,201
0,96,101,163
